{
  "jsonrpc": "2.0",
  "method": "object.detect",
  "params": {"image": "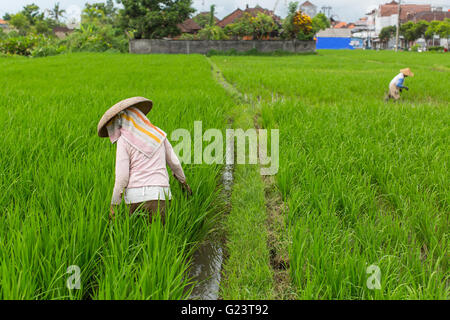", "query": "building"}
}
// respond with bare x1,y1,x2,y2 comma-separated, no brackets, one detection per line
316,28,354,49
333,22,355,29
52,26,74,39
300,1,317,18
0,19,9,29
177,19,202,34
368,1,431,35
407,8,450,22
217,5,280,28
351,16,377,49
